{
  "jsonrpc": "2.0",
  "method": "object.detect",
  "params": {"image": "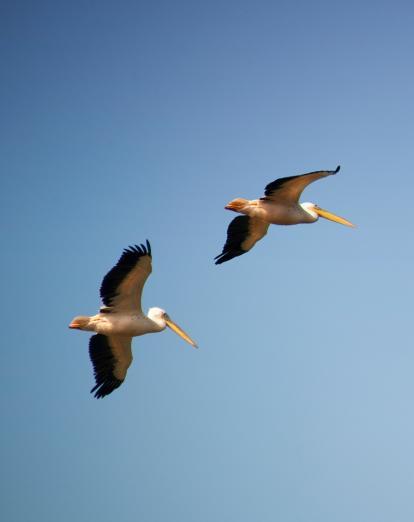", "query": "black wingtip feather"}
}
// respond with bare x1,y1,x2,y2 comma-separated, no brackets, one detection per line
262,166,342,199
100,240,152,307
215,250,246,264
214,216,250,265
89,334,124,399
